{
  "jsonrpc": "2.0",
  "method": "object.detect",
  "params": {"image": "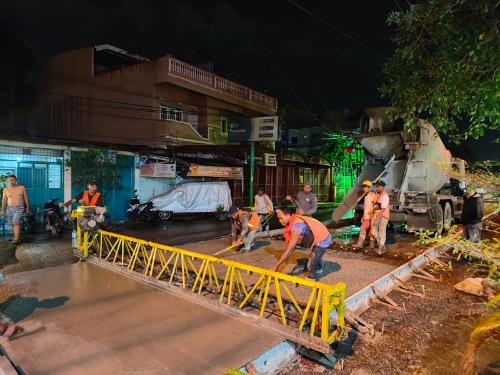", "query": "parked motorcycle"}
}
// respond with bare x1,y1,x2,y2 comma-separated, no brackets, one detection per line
43,198,64,237
21,212,37,234
127,190,164,225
